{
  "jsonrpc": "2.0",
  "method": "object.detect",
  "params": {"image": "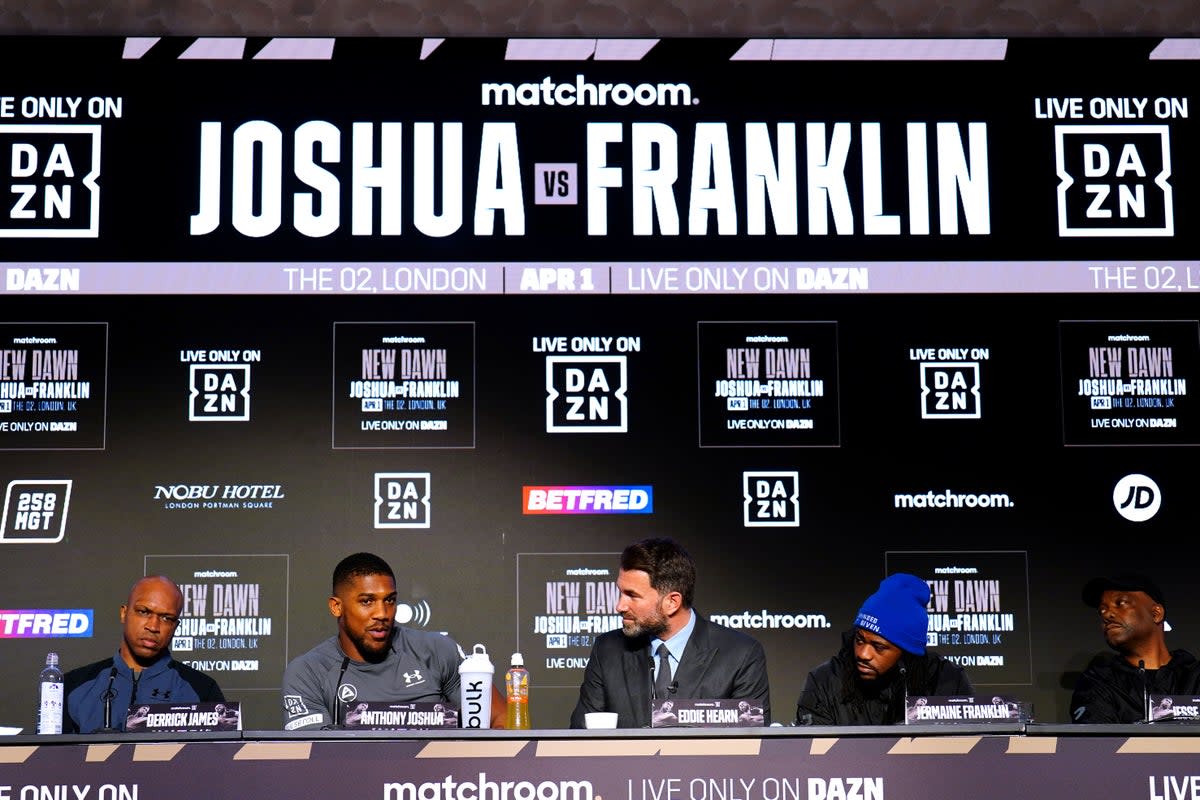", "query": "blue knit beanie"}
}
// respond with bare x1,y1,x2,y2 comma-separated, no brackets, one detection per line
853,573,931,655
